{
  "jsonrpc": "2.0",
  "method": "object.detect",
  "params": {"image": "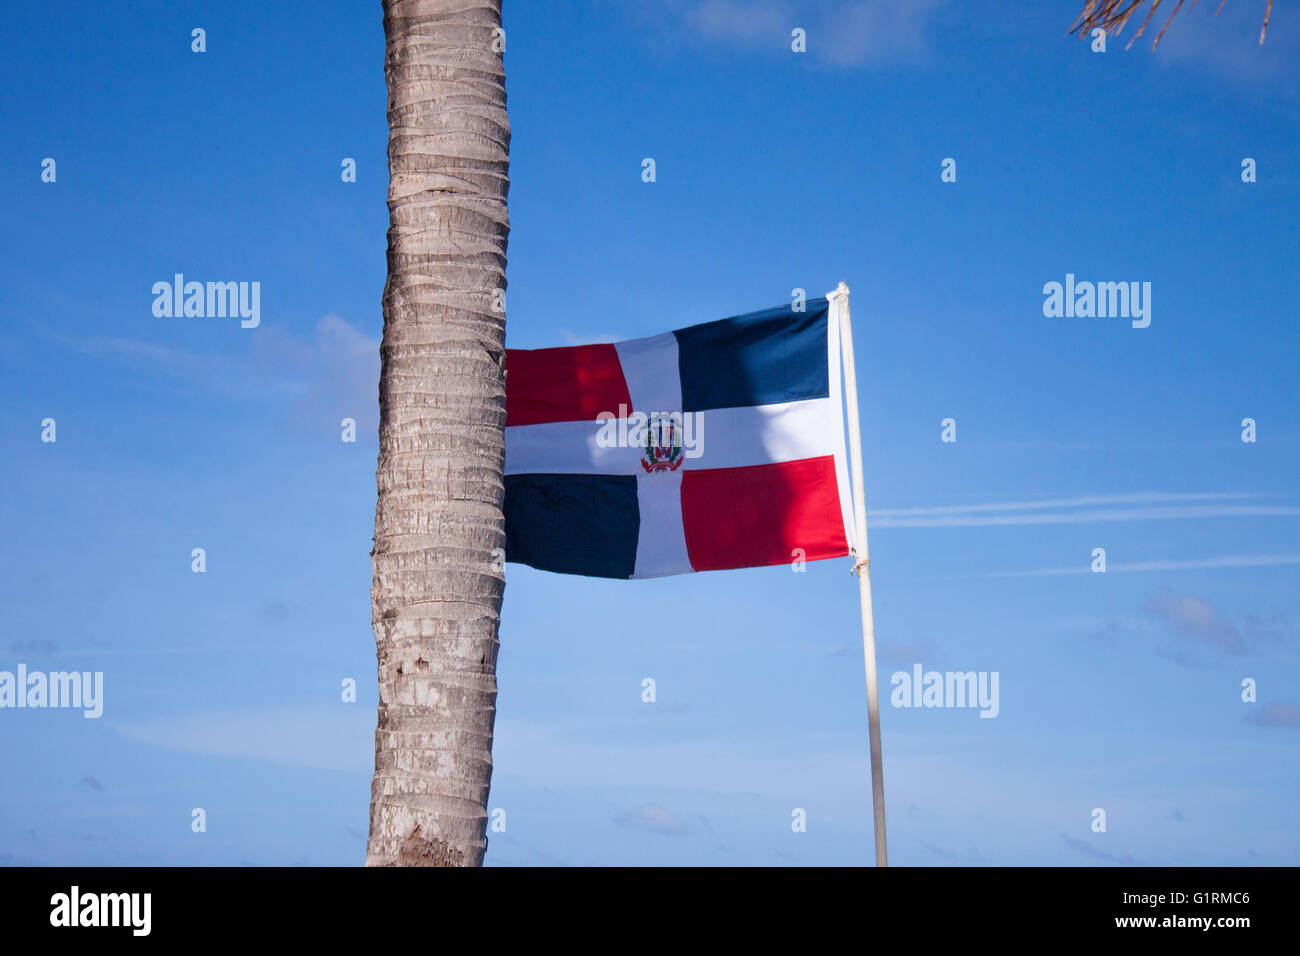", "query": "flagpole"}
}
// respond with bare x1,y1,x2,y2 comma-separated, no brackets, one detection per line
833,280,888,866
